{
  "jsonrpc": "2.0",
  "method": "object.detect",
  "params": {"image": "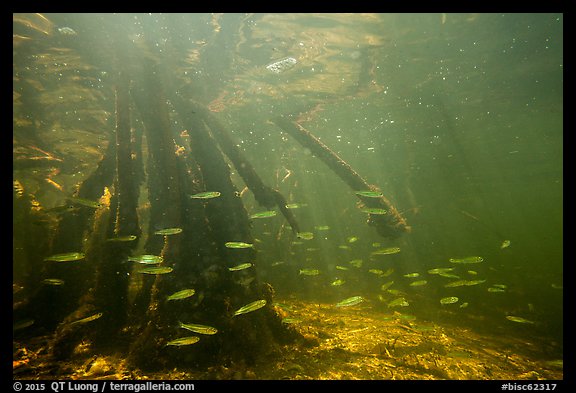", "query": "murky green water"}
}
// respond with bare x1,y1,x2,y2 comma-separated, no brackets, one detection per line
13,13,562,379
